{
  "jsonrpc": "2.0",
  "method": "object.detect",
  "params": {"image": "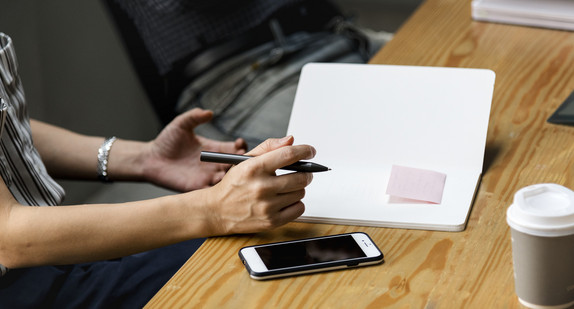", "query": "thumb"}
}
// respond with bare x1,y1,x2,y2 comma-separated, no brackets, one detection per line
173,108,213,132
